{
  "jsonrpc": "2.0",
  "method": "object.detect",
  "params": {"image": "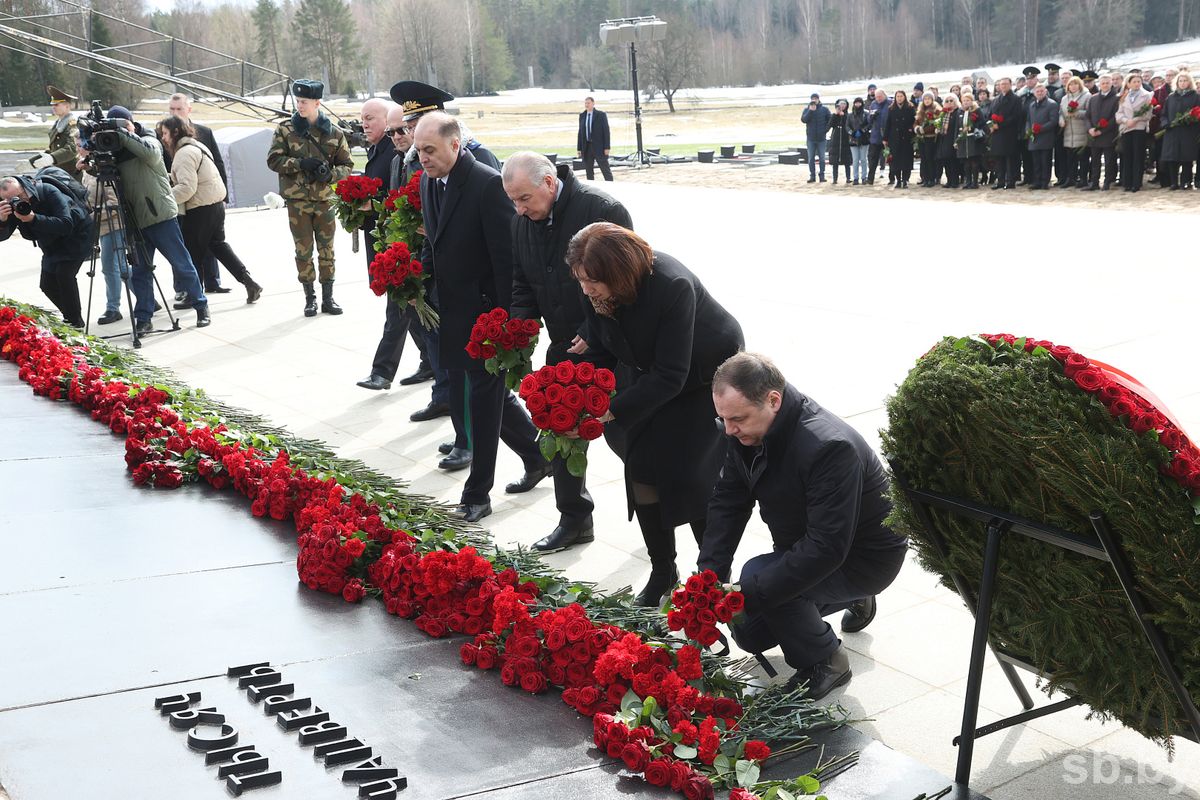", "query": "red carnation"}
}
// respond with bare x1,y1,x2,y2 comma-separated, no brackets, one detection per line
743,740,771,761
